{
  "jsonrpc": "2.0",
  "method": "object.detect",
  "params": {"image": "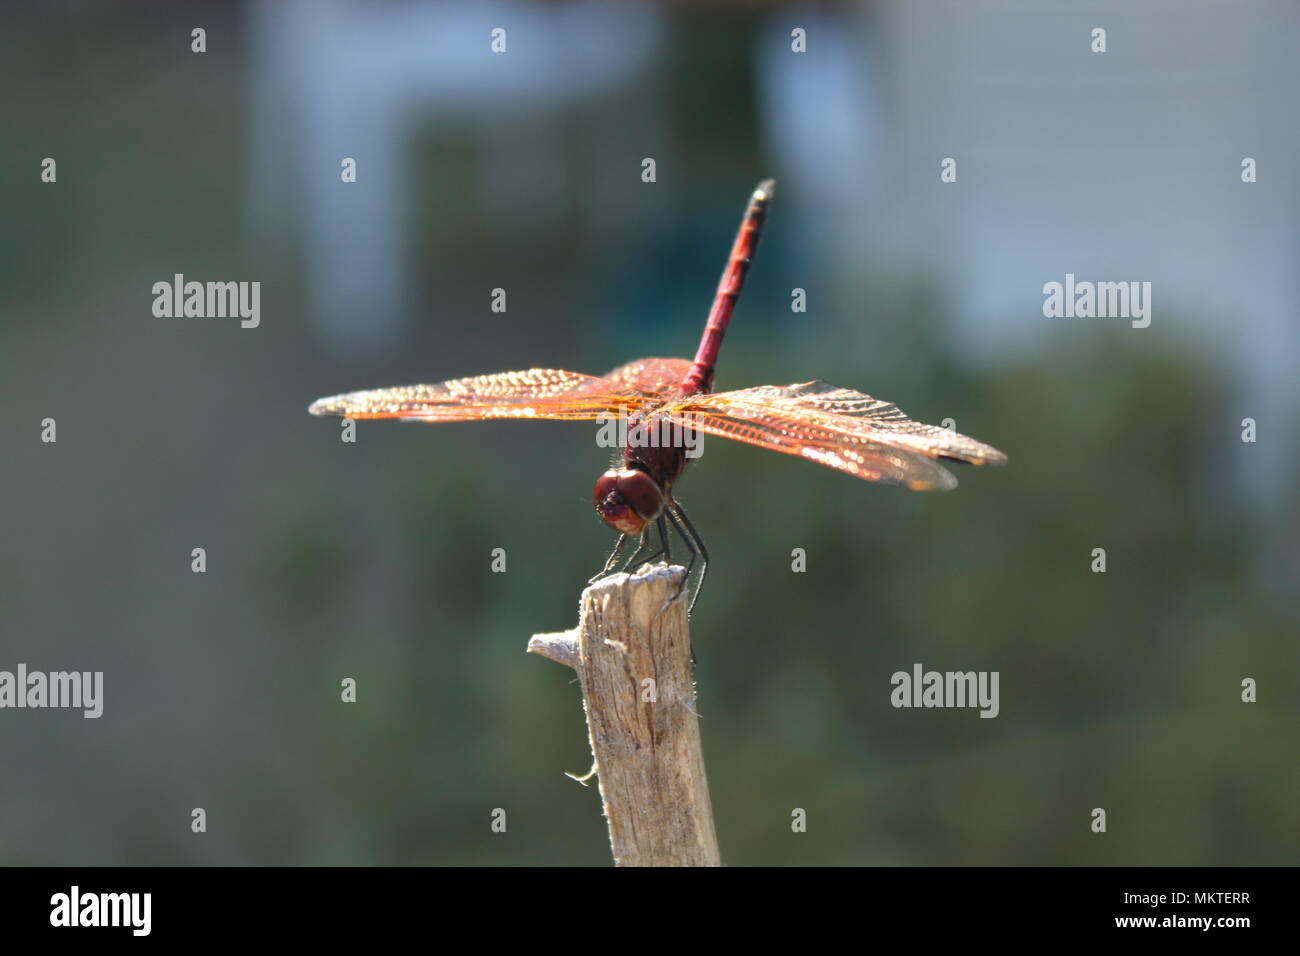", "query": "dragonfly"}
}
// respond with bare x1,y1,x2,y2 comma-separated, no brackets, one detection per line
310,179,1007,611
